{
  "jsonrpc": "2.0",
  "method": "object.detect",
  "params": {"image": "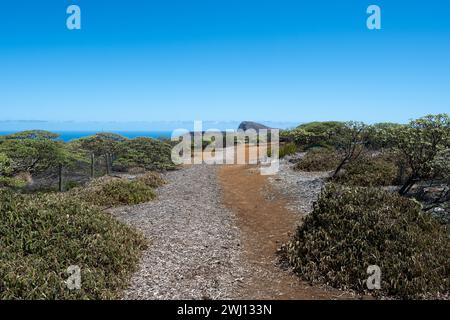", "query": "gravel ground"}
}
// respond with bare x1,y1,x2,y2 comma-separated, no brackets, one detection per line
268,156,330,215
111,164,246,300
110,155,335,300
